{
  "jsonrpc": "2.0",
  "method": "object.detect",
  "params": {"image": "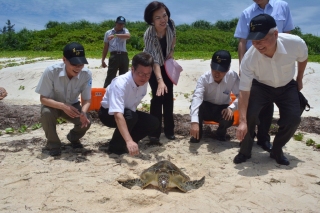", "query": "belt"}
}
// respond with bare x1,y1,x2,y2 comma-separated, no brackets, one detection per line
110,51,127,55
